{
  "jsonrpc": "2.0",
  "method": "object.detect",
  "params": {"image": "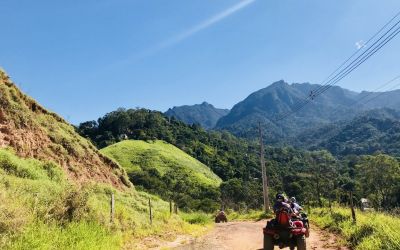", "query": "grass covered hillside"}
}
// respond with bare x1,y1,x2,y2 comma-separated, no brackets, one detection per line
0,69,129,188
101,140,222,211
0,148,205,249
